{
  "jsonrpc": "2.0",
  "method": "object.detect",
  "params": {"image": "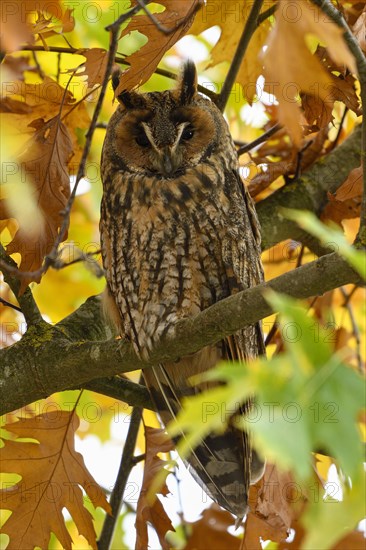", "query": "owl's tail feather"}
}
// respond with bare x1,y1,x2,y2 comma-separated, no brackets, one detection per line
144,362,254,519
